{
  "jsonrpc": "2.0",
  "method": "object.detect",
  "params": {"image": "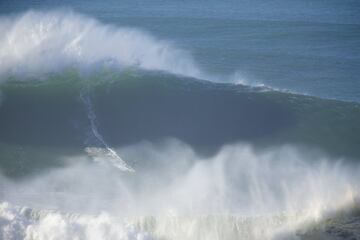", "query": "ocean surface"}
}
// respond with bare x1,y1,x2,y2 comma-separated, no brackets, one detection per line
0,1,360,239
